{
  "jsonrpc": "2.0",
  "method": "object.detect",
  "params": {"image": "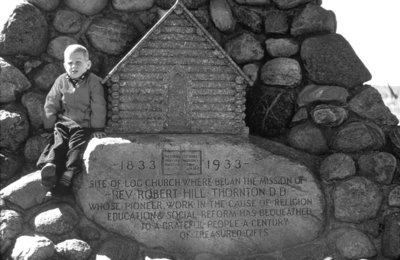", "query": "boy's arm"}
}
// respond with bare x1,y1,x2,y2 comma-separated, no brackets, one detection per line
43,77,63,130
90,77,107,131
